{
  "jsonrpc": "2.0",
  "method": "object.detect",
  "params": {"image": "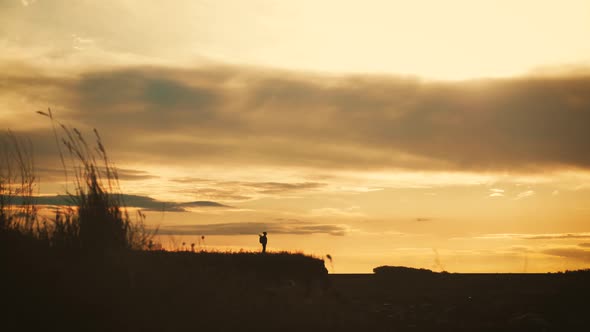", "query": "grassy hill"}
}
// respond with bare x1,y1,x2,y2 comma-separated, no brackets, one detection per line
2,228,335,331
